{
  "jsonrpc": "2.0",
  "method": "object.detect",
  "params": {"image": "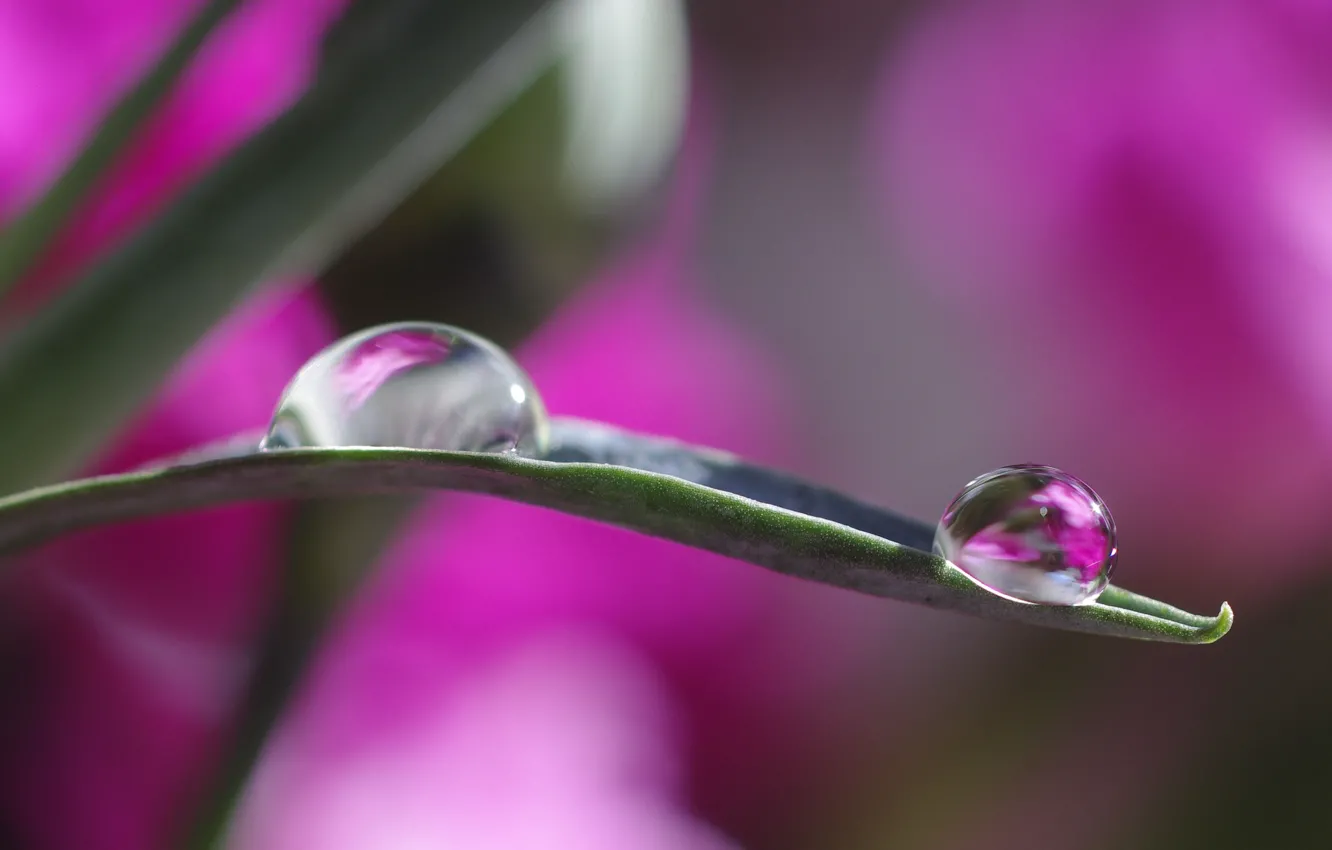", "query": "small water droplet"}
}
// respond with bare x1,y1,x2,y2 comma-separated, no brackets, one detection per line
261,323,549,455
934,465,1116,605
